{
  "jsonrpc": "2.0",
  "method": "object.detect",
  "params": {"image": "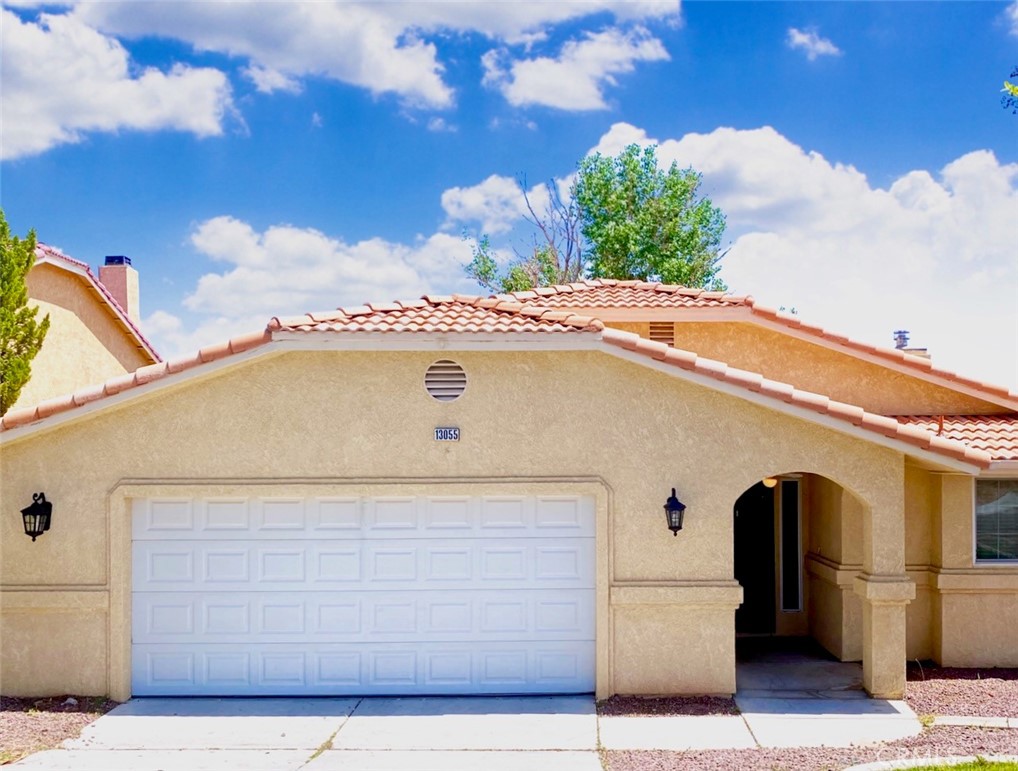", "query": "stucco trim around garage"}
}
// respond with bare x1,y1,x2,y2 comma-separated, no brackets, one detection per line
104,477,615,701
